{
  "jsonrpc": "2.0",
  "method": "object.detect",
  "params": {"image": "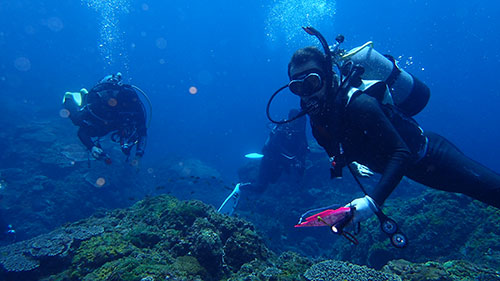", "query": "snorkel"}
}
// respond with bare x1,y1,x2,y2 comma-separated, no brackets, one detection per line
302,26,334,96
266,27,343,124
